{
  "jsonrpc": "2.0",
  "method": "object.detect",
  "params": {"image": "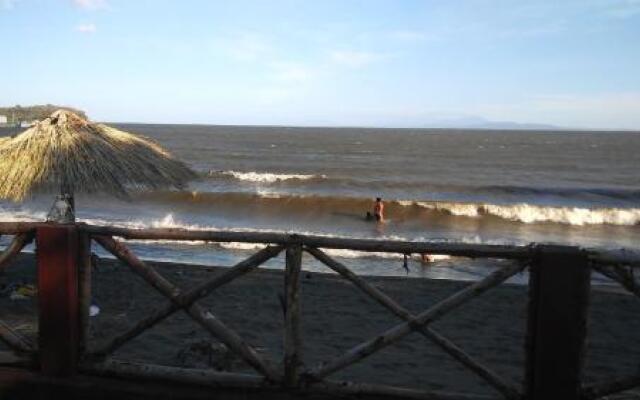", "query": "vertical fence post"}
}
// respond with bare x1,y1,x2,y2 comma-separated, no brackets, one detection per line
37,224,80,377
78,232,92,356
526,245,591,400
284,242,303,387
